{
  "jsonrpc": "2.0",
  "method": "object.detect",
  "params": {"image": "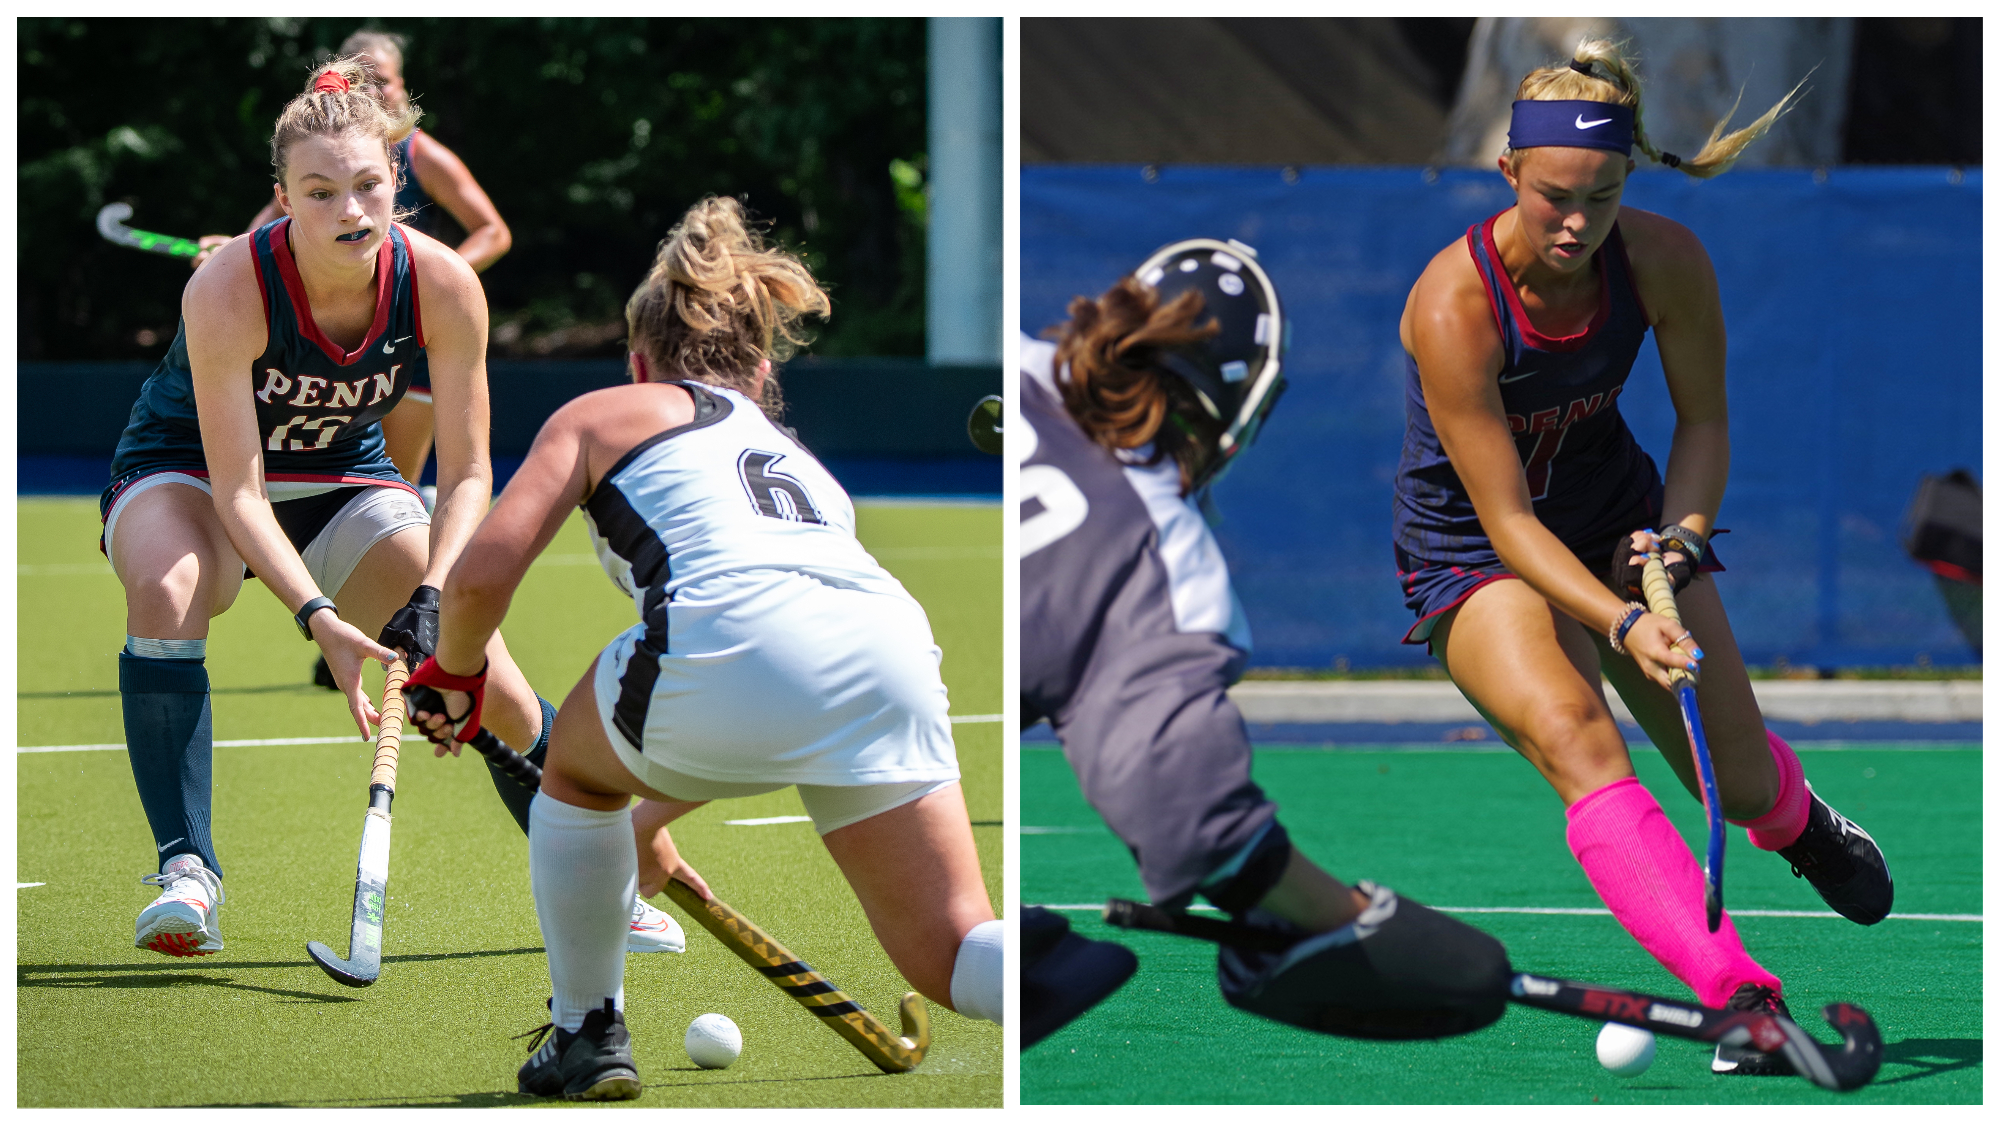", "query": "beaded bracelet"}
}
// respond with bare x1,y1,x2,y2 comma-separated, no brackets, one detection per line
1608,603,1646,654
